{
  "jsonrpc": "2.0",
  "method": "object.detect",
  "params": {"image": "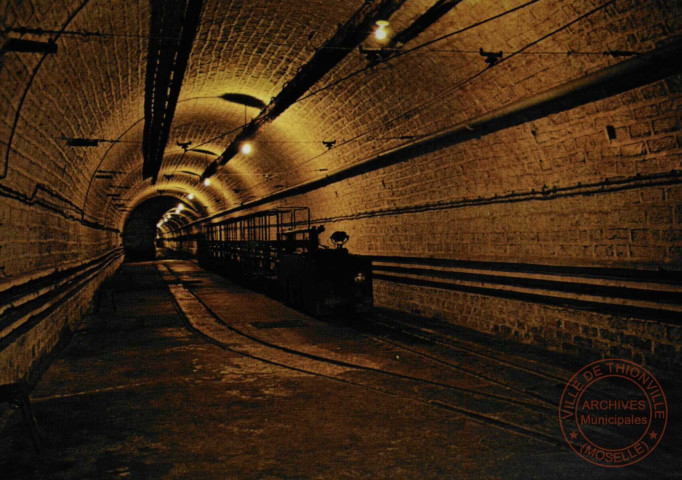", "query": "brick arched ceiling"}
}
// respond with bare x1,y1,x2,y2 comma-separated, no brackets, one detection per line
1,0,677,232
